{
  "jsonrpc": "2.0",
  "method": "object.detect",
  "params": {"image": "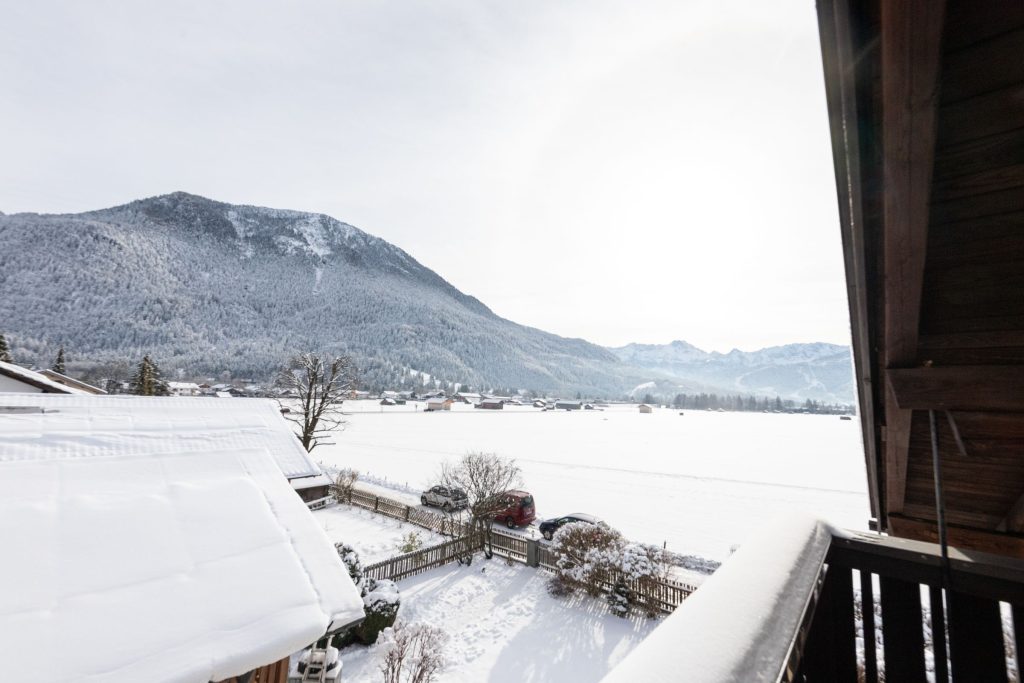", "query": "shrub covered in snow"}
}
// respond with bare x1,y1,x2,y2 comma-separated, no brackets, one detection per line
549,521,667,617
378,622,449,683
335,542,363,587
356,578,401,645
332,468,359,503
396,530,424,554
550,521,623,597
